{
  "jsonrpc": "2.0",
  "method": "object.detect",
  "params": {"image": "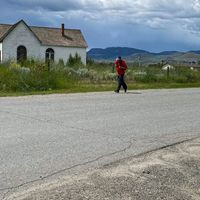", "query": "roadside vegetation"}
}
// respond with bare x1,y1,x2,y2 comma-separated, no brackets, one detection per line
0,55,200,96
